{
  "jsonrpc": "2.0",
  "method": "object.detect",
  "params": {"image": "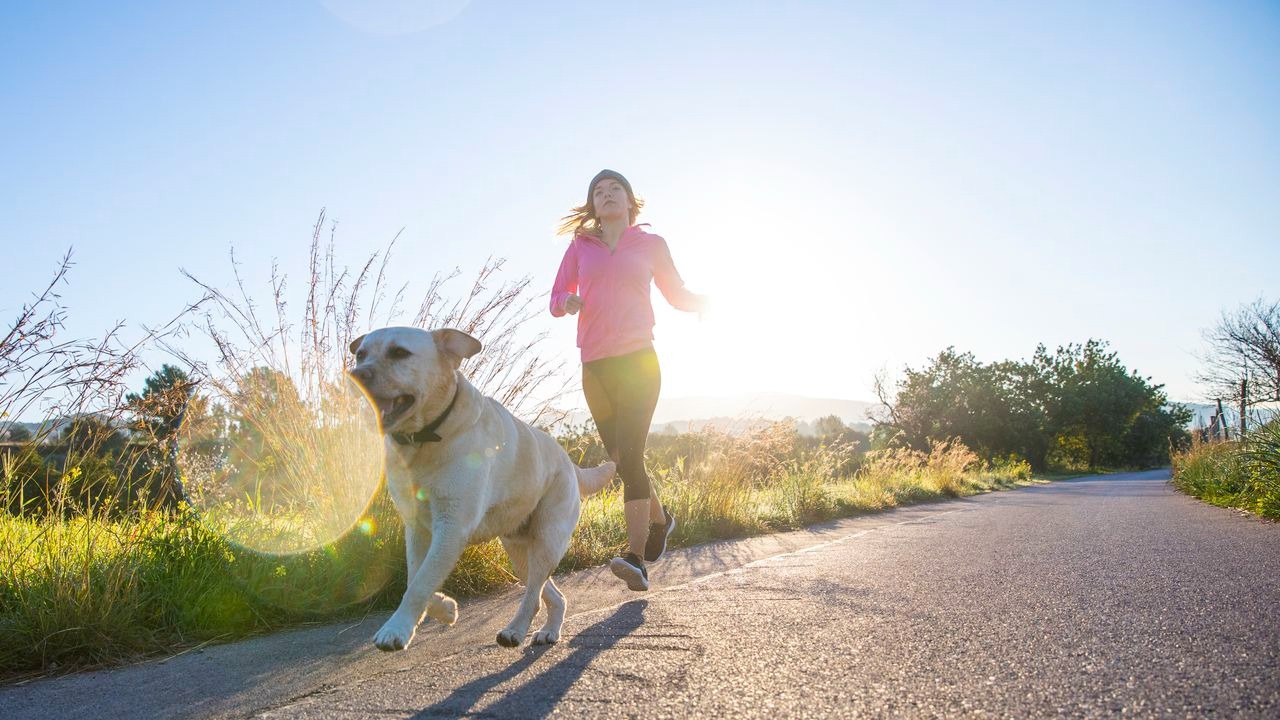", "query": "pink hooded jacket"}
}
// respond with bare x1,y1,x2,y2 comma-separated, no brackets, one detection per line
550,224,704,363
